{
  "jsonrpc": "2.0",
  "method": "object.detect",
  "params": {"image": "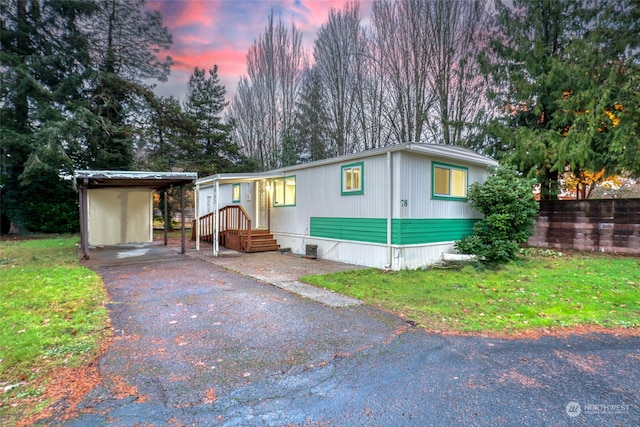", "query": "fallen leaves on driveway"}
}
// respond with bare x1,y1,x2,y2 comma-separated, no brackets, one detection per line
203,387,216,404
16,352,103,426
